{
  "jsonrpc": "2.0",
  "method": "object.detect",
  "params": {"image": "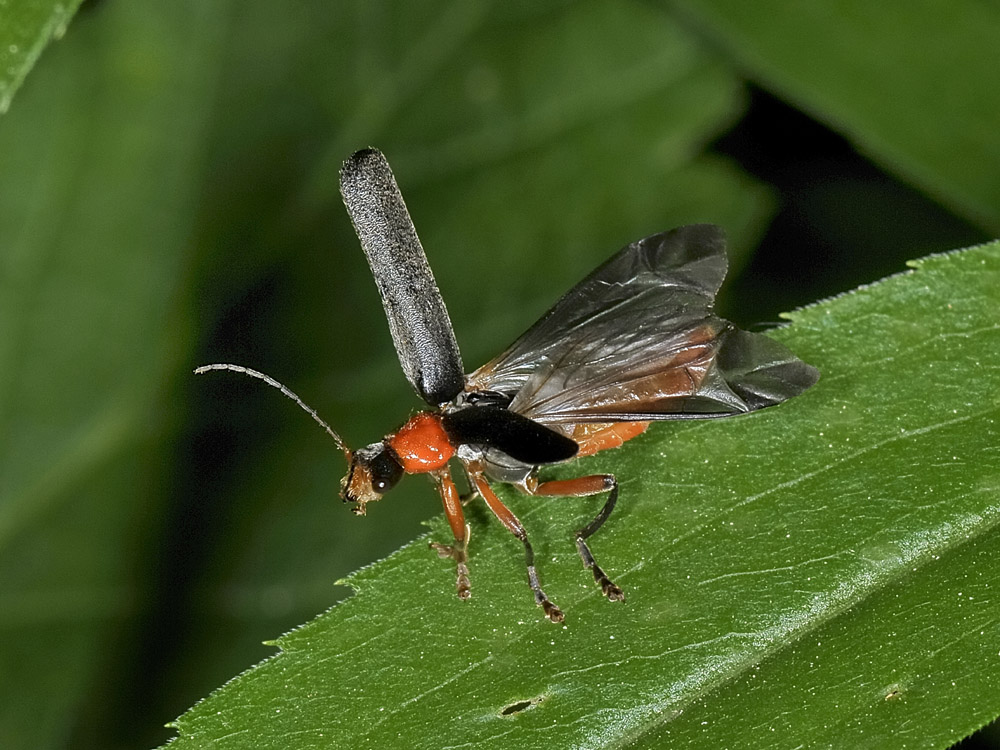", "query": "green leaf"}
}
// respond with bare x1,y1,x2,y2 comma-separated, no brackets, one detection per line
165,242,1000,748
0,0,84,113
664,0,1000,233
